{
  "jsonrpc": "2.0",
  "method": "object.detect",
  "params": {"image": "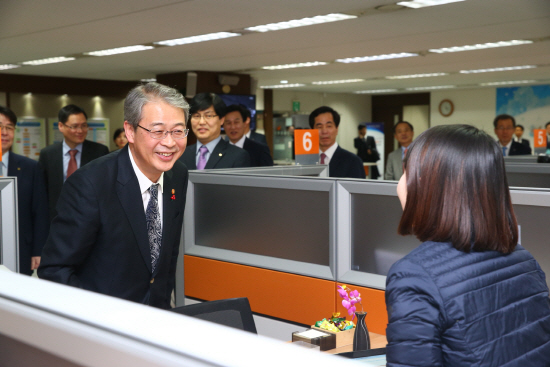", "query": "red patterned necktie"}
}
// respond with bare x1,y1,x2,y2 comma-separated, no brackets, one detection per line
67,149,78,178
